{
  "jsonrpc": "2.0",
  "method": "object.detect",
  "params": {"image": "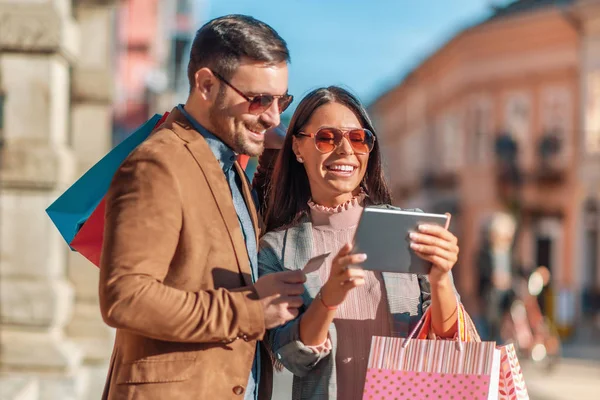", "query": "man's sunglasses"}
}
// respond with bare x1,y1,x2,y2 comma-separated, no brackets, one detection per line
213,72,293,115
295,127,376,155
